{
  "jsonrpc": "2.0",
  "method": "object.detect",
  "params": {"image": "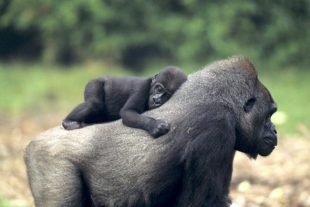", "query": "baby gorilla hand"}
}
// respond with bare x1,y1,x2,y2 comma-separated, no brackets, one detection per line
149,119,170,138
